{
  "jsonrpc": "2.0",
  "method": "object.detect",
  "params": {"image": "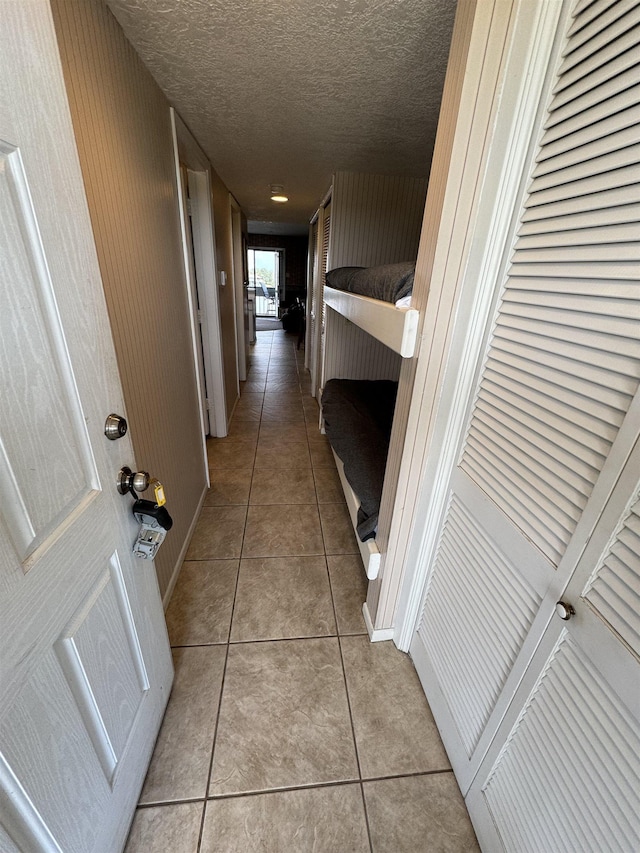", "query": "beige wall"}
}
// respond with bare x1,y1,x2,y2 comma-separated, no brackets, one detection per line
51,0,207,599
210,169,240,421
